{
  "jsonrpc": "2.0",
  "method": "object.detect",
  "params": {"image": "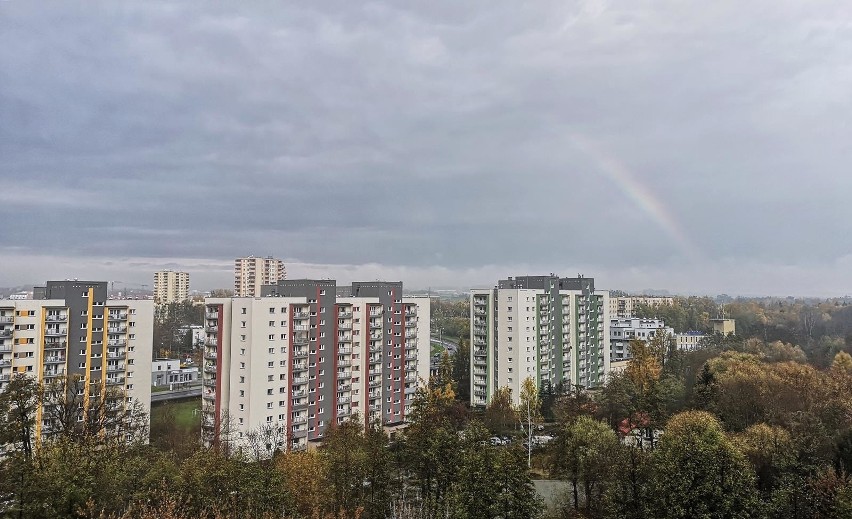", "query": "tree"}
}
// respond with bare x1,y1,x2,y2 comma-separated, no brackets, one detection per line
625,340,661,397
518,377,542,467
649,411,758,518
452,337,471,403
484,386,517,435
831,351,852,375
549,415,620,514
0,375,40,459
